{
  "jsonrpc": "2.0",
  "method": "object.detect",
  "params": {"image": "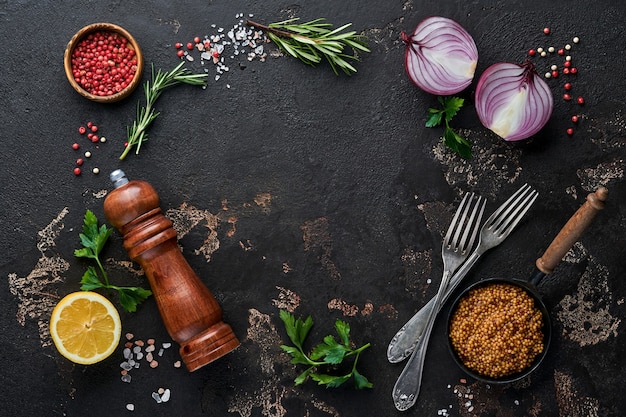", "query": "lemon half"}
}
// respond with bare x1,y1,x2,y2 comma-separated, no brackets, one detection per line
50,291,122,365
